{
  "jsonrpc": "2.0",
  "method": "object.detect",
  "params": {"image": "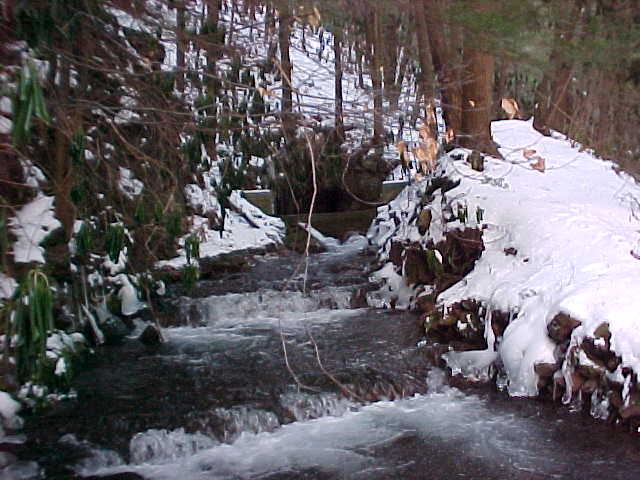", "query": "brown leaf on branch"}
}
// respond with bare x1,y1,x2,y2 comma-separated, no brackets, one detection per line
501,98,520,119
